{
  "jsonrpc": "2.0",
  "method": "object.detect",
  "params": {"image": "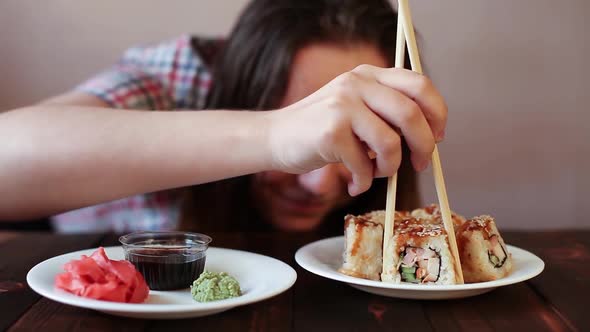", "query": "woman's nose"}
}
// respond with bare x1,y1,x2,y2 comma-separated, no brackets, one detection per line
297,164,349,196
